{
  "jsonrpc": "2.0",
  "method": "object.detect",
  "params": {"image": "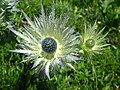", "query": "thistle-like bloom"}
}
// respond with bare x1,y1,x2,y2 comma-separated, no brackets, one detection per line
9,5,81,79
80,21,109,56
